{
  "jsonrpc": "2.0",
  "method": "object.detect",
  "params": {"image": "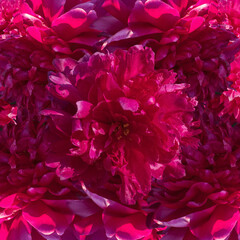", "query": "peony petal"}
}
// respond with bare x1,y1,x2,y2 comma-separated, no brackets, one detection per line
129,0,180,31
102,26,162,48
74,101,93,118
103,210,151,240
102,0,131,23
188,16,205,33
27,26,43,43
115,45,155,81
118,97,139,112
0,194,16,208
51,8,97,40
26,0,42,12
166,0,189,14
73,213,103,237
22,201,74,236
42,199,101,218
8,216,32,240
42,0,66,22
82,183,138,215
0,222,8,240
190,205,239,240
